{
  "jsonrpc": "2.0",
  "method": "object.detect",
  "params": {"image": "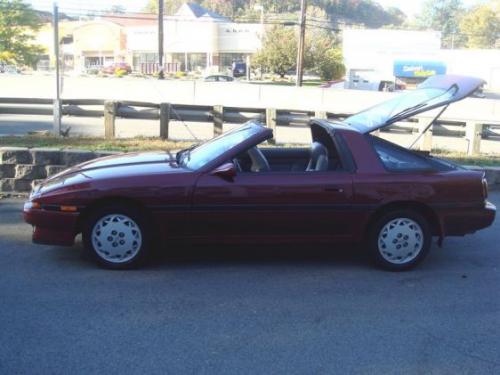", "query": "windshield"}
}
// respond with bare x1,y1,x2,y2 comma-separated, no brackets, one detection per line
344,86,458,132
179,123,262,170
